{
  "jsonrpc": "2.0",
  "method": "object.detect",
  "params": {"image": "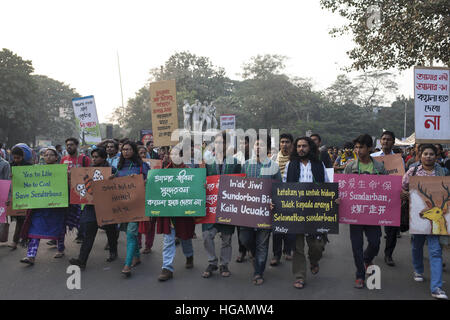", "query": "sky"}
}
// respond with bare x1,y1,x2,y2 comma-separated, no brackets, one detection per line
1,0,414,122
